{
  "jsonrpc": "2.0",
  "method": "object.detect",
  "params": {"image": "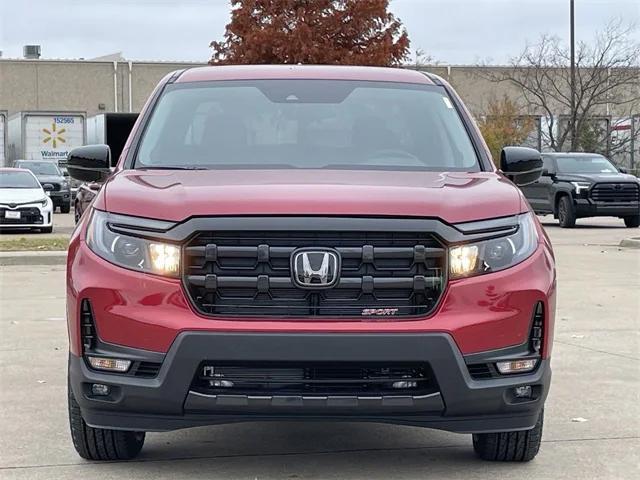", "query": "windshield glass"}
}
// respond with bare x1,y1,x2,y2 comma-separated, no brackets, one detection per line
0,171,41,189
18,161,61,176
136,80,479,171
555,155,618,174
